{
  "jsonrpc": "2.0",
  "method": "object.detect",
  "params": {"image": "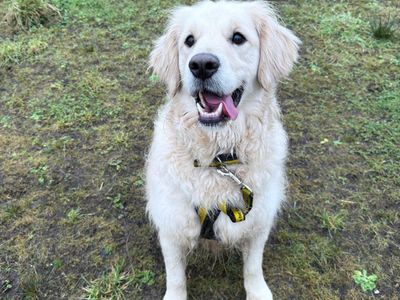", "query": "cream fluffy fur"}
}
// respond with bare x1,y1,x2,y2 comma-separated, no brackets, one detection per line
146,1,300,299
